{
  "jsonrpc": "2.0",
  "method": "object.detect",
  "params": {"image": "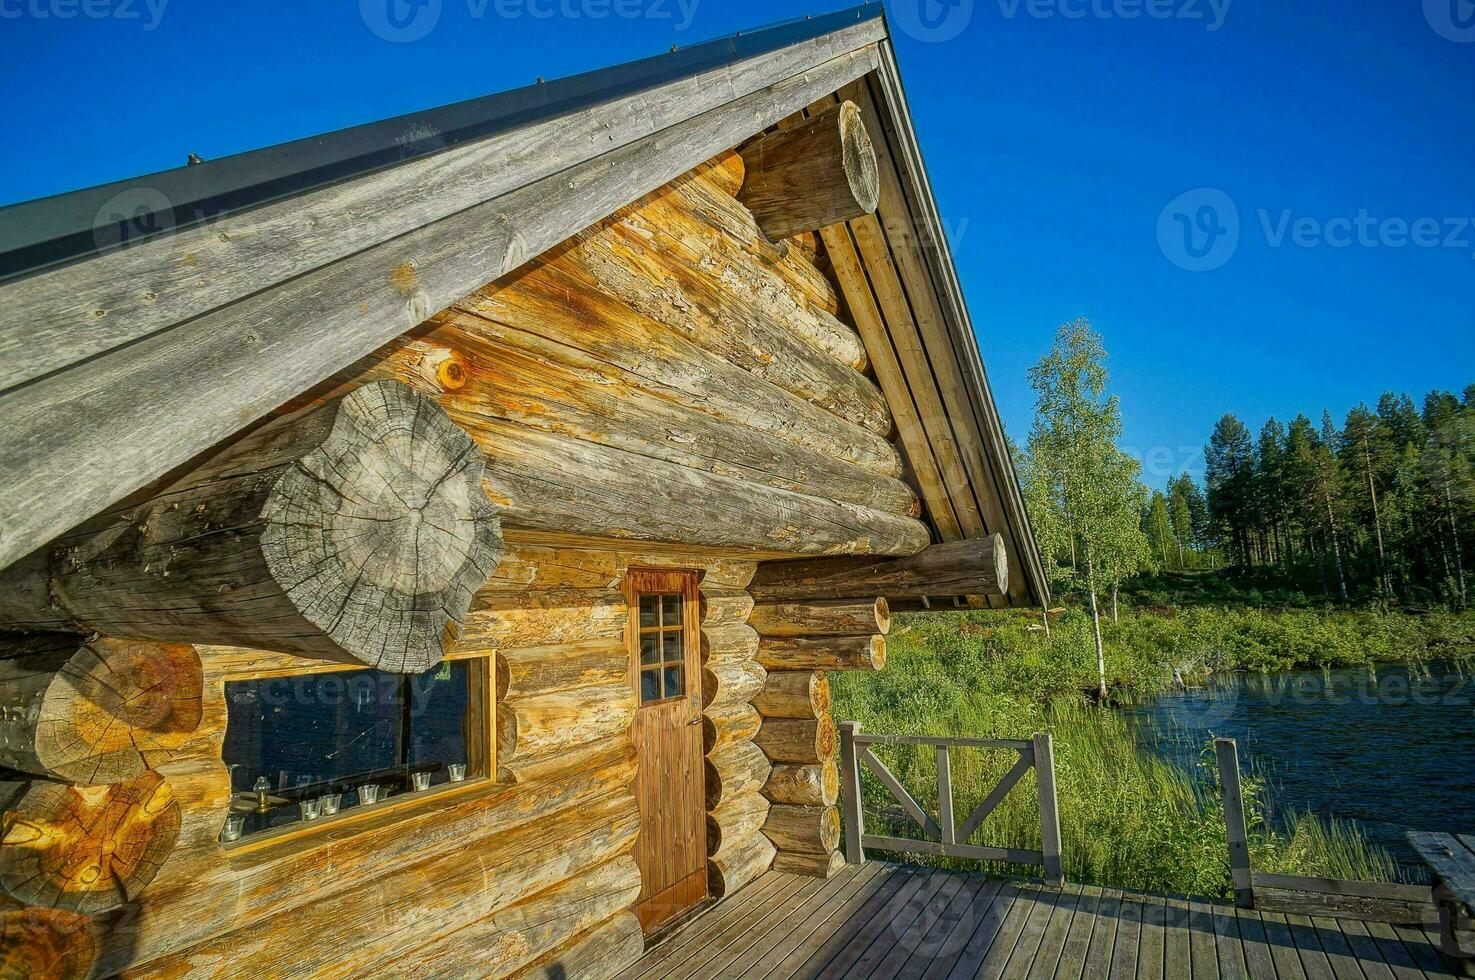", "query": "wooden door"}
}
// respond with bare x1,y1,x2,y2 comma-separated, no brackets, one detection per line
627,568,707,934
